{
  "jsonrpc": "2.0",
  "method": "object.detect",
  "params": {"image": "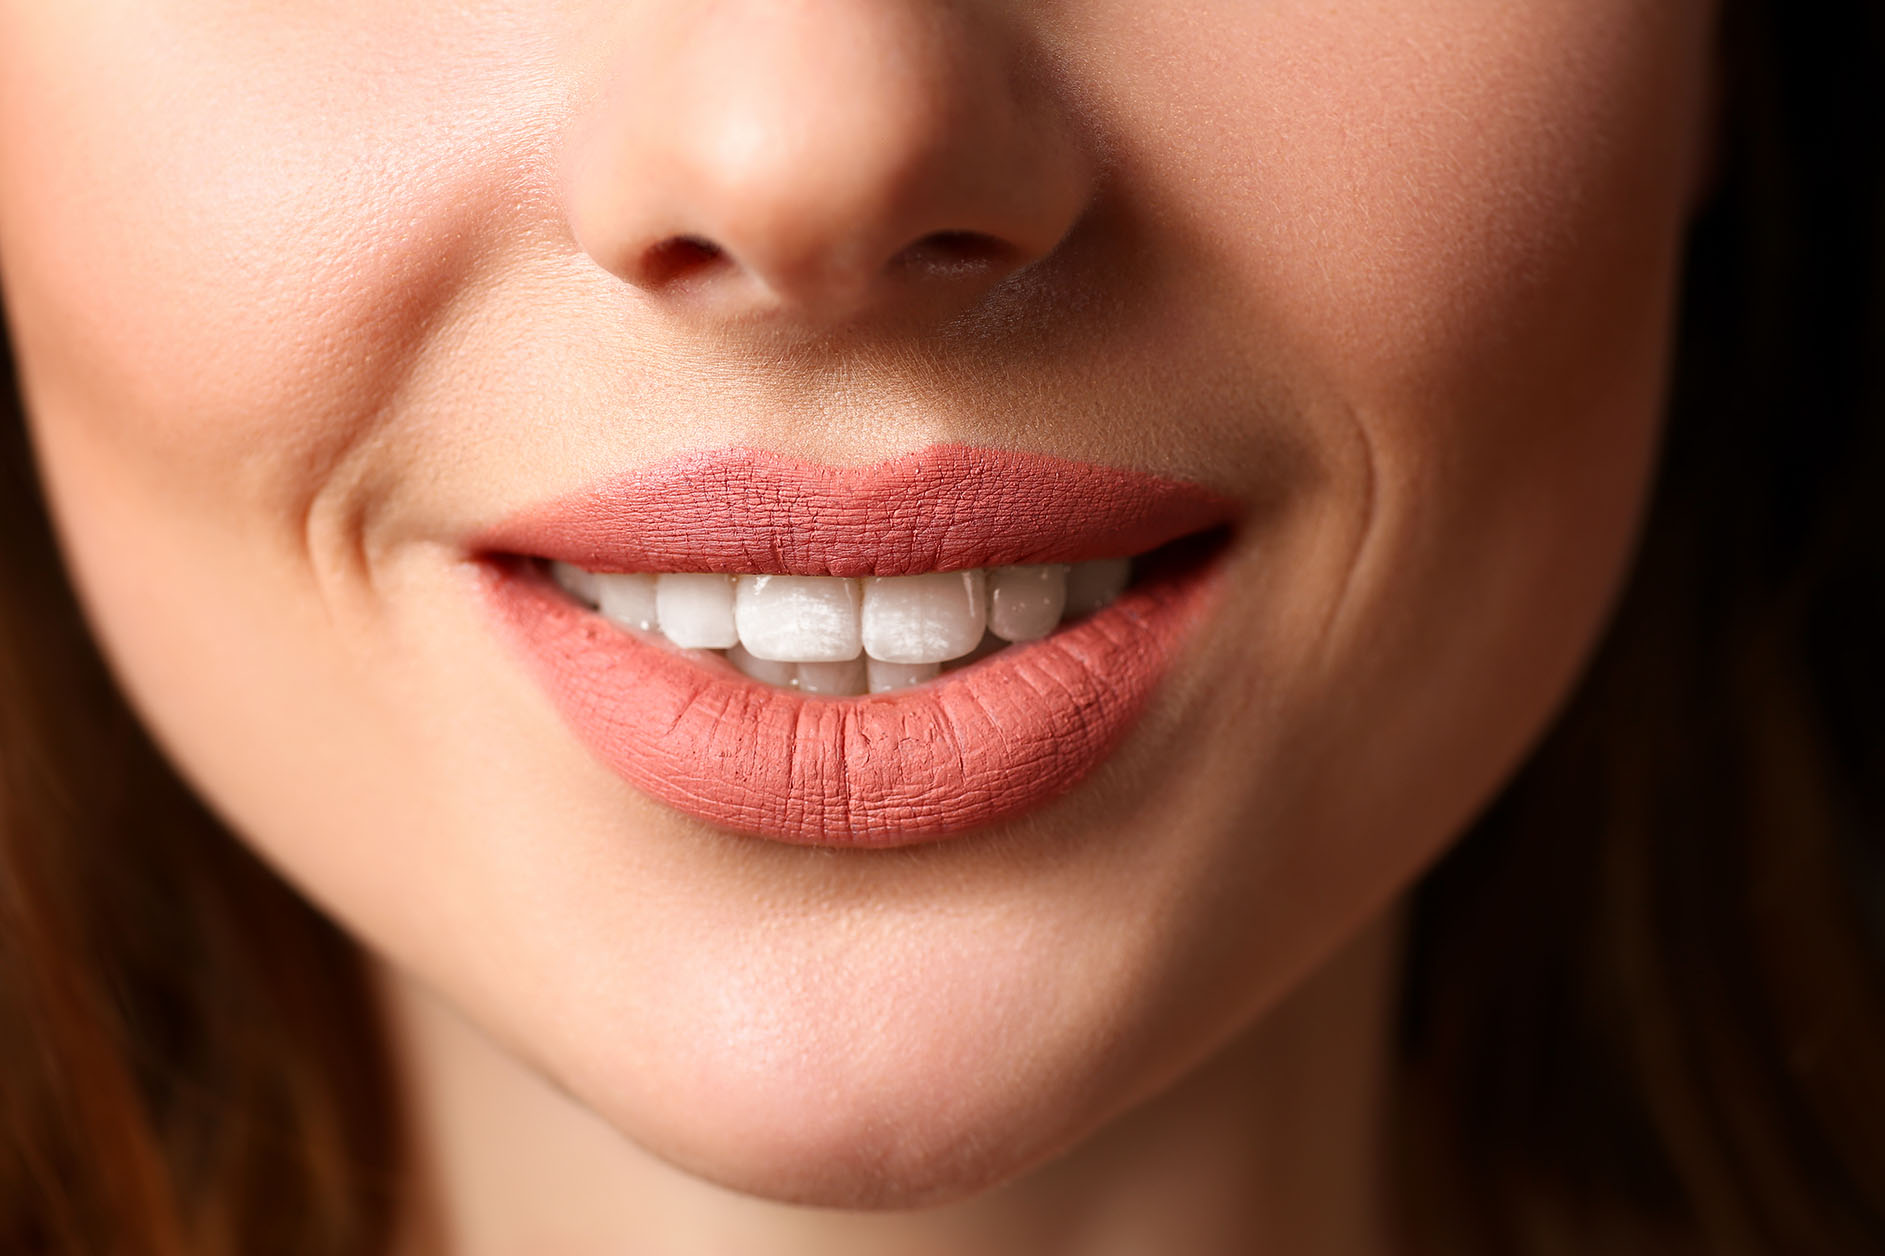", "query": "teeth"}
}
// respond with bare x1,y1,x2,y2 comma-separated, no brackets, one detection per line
1062,558,1132,618
941,629,1007,672
546,552,1139,693
654,573,739,649
987,564,1070,642
550,561,601,608
734,575,862,662
796,657,867,696
867,657,940,693
860,570,987,664
596,572,658,632
727,642,799,687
